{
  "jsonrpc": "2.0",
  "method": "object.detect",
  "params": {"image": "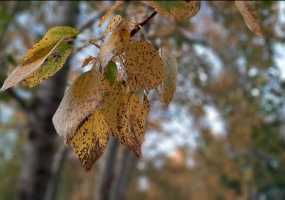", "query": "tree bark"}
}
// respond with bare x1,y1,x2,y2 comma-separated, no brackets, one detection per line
17,2,79,200
110,148,137,200
95,138,120,200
